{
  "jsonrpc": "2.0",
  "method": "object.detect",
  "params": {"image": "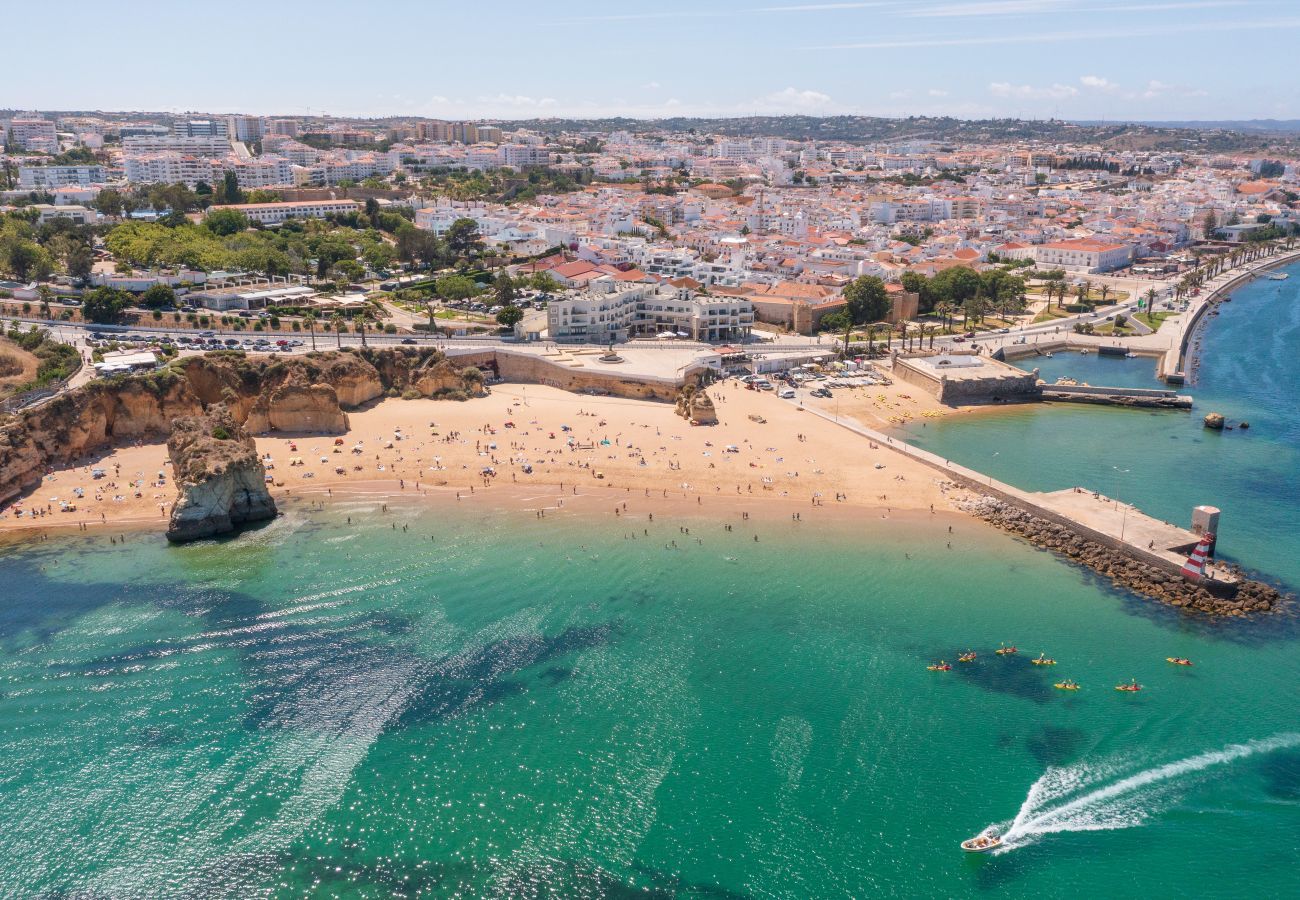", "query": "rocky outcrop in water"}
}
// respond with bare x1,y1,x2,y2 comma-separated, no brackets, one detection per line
166,405,276,542
958,495,1284,617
